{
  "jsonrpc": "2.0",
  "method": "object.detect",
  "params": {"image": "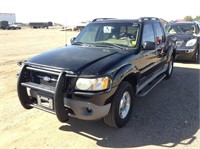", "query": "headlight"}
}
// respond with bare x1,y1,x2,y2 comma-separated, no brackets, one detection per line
76,77,110,91
186,39,197,47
